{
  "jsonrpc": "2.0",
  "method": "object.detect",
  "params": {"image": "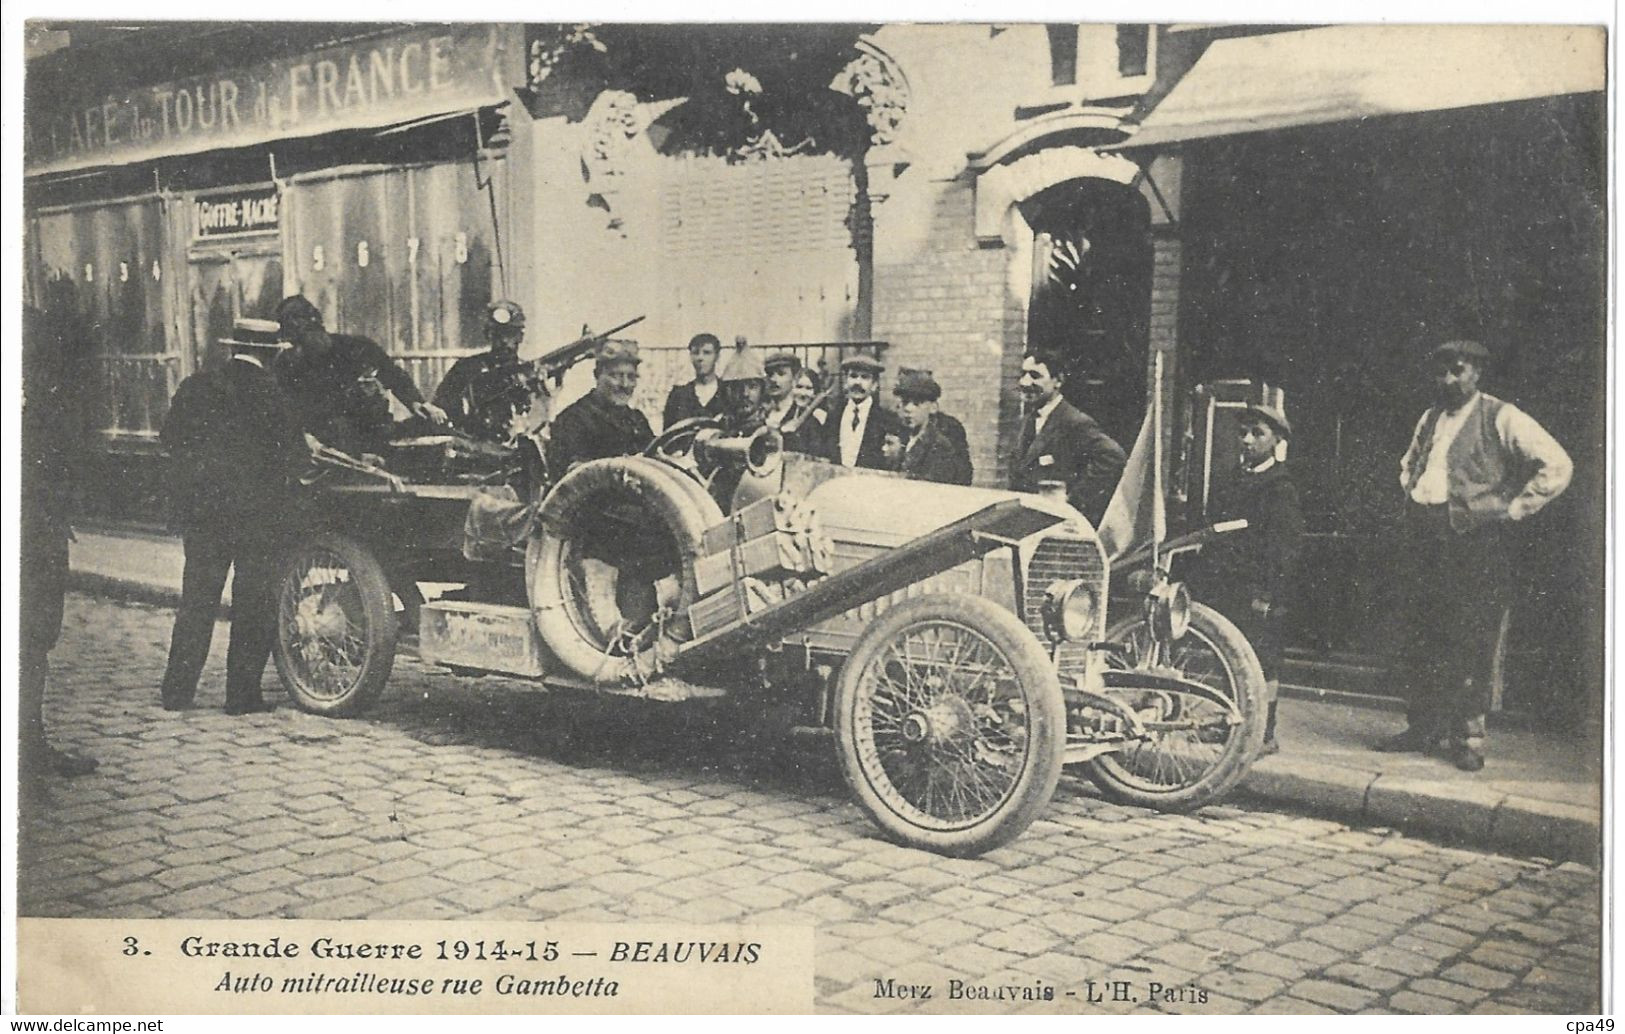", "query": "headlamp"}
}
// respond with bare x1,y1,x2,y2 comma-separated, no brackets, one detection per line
1042,579,1098,642
1147,580,1192,641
